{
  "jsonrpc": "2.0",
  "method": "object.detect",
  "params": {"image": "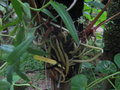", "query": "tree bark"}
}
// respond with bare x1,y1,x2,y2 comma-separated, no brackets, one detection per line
103,0,120,89
103,0,120,60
